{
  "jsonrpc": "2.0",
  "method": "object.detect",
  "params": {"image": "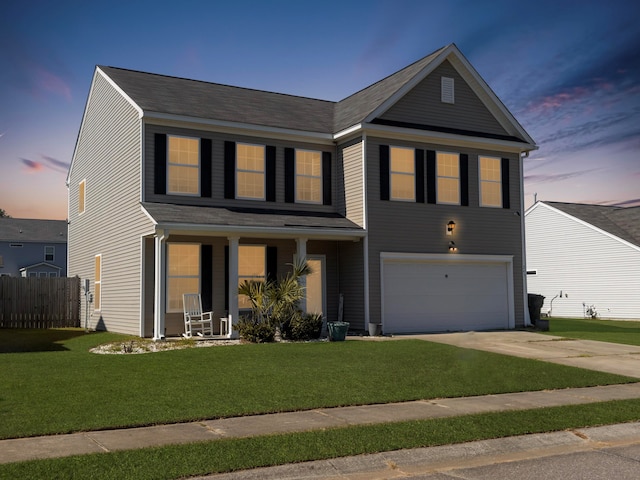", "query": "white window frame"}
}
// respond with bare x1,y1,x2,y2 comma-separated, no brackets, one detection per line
166,243,201,313
94,254,102,312
78,179,86,214
436,151,460,205
44,246,55,262
238,245,266,309
389,146,415,202
295,149,322,204
236,143,266,200
167,135,200,196
479,156,502,208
